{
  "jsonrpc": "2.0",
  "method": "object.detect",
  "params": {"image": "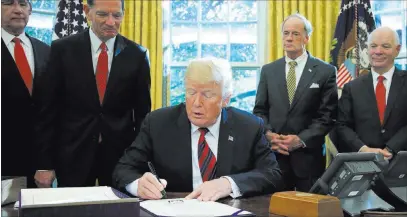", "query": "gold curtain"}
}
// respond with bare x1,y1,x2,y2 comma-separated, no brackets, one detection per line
120,0,163,110
267,0,341,166
267,0,341,63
